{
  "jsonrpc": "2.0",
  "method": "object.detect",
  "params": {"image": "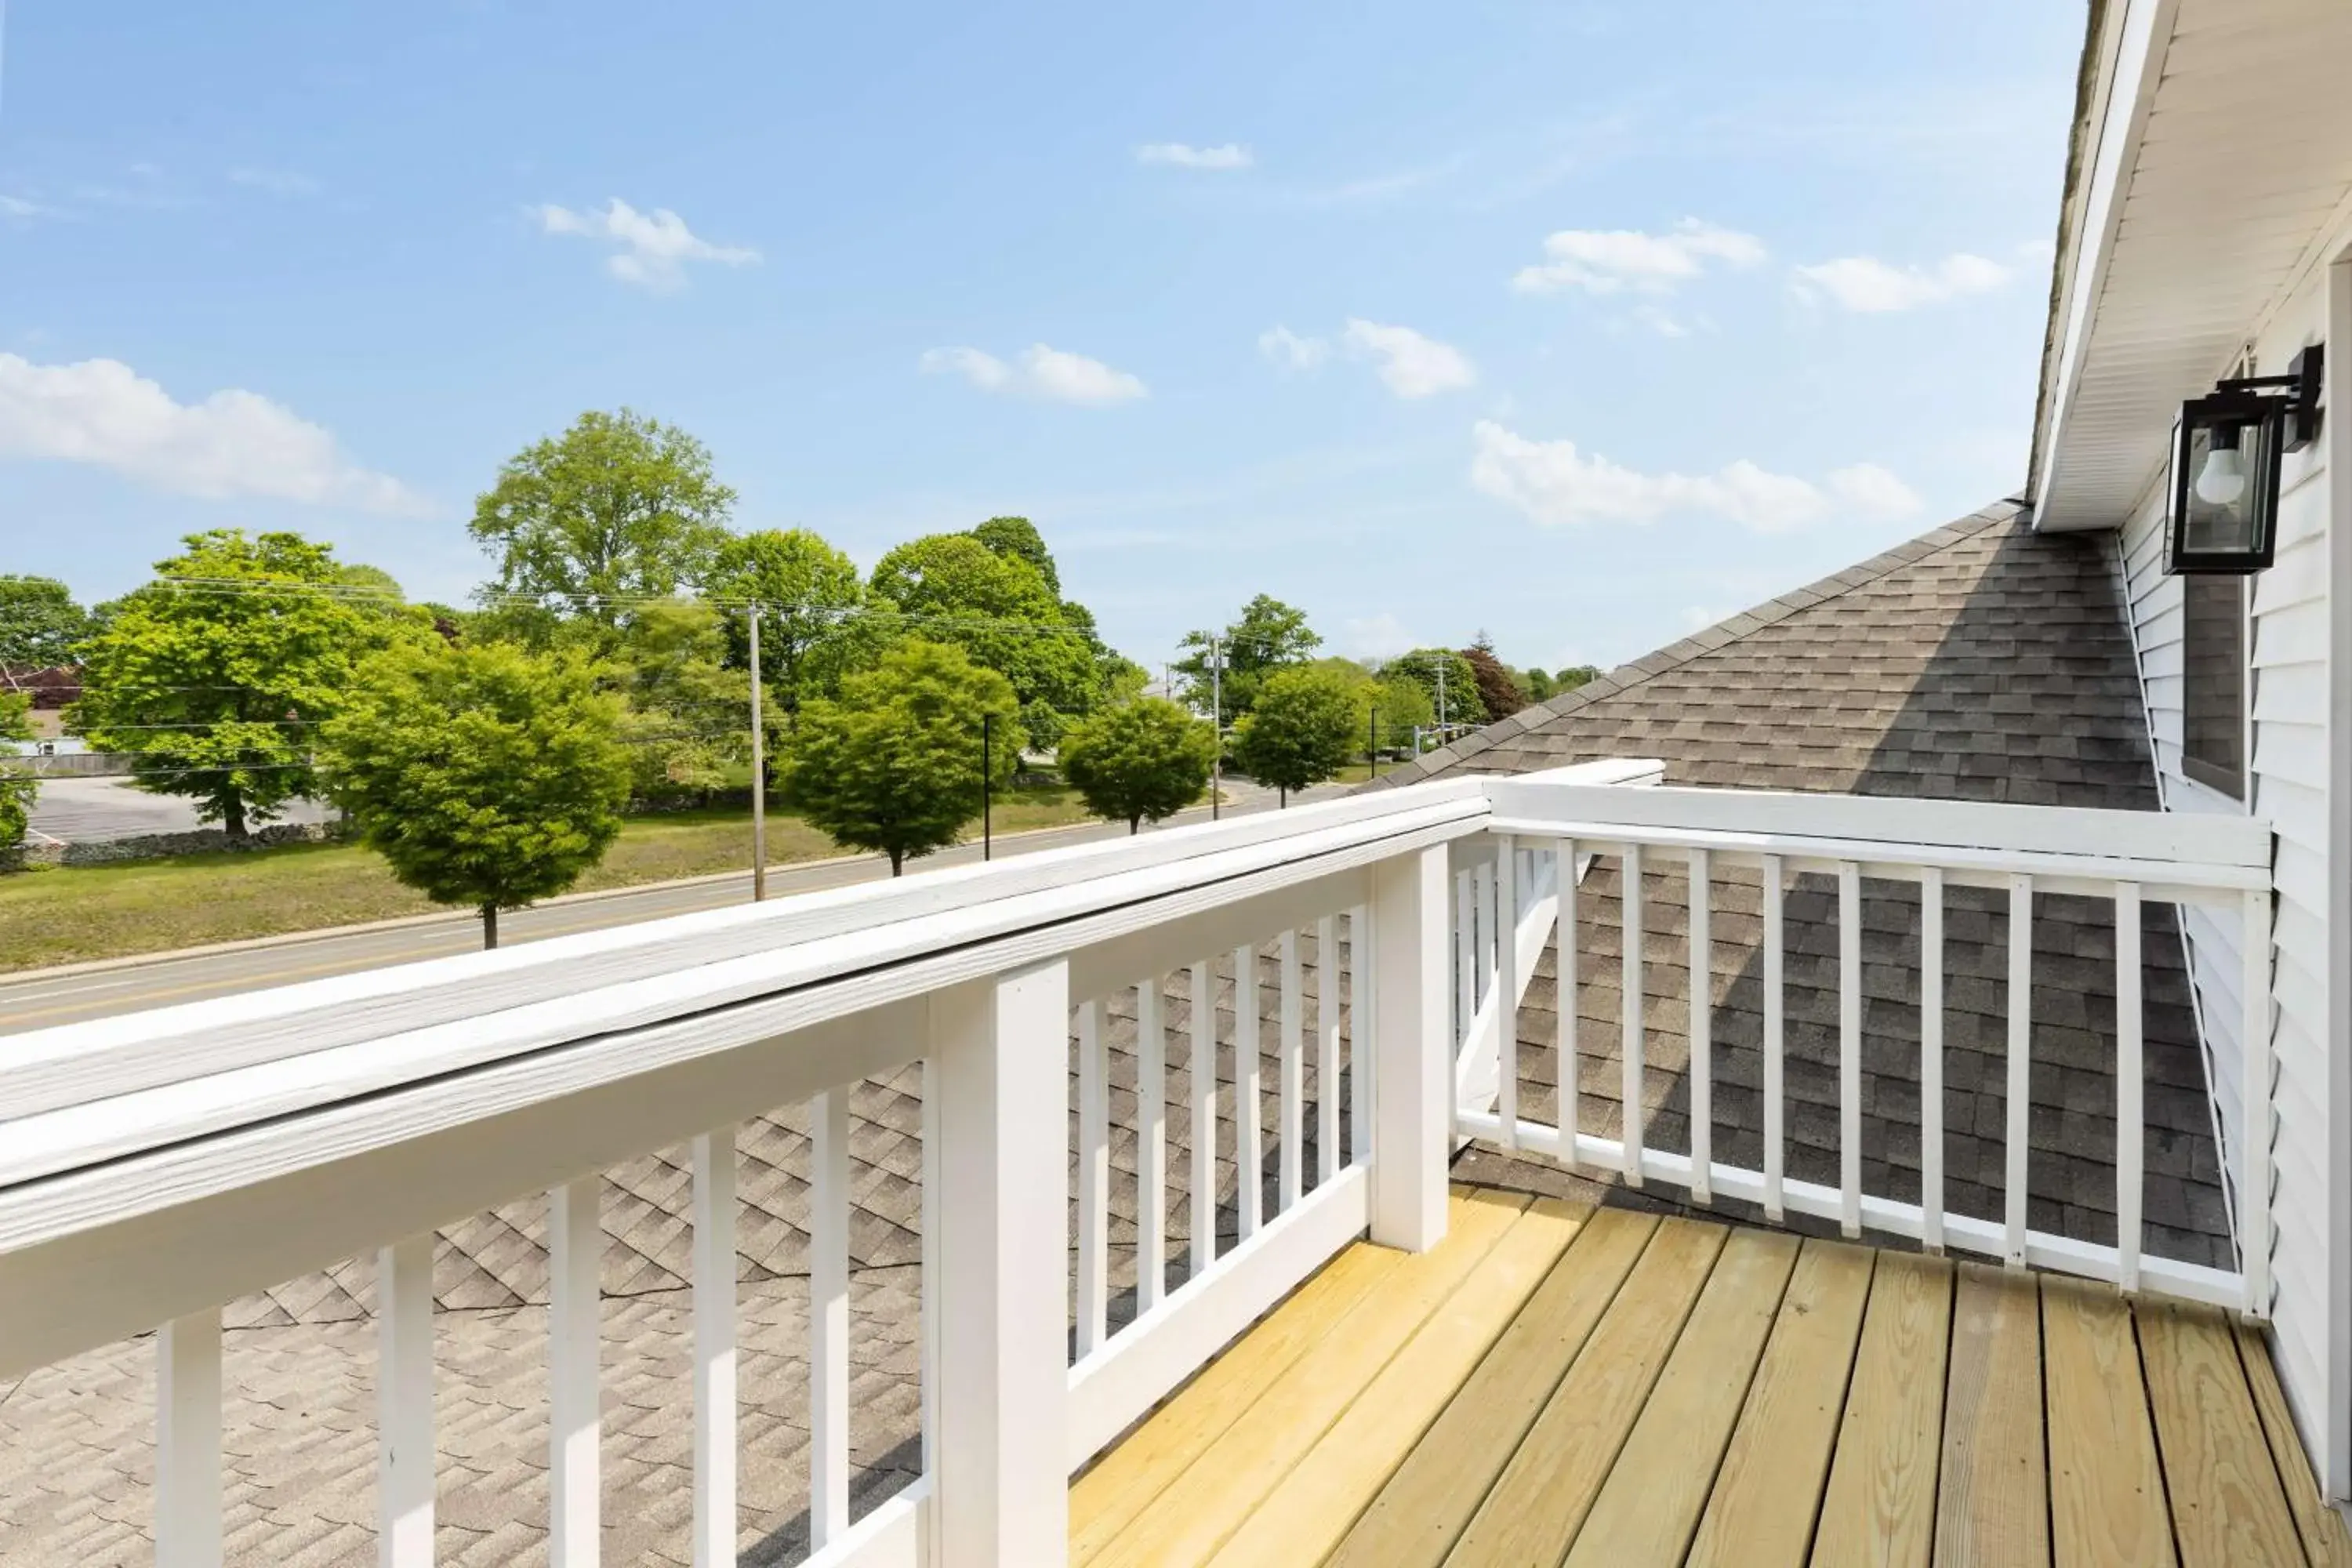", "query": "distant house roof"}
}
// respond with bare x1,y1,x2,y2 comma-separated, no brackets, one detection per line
1373,499,2234,1266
